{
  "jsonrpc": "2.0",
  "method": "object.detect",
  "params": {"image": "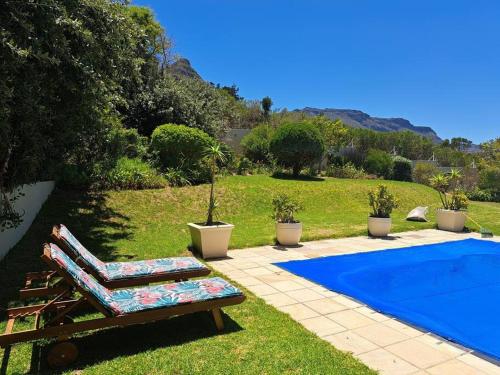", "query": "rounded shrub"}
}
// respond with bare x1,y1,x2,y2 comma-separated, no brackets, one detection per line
364,149,393,179
269,123,325,176
241,124,274,163
150,124,214,170
392,156,412,181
